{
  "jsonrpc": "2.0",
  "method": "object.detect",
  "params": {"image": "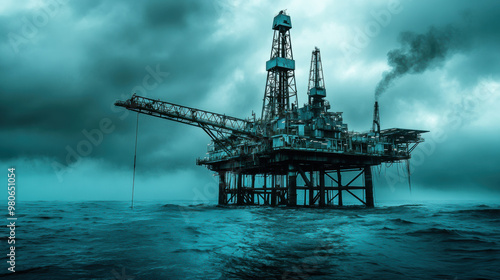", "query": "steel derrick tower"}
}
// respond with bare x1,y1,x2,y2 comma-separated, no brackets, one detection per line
262,10,297,121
